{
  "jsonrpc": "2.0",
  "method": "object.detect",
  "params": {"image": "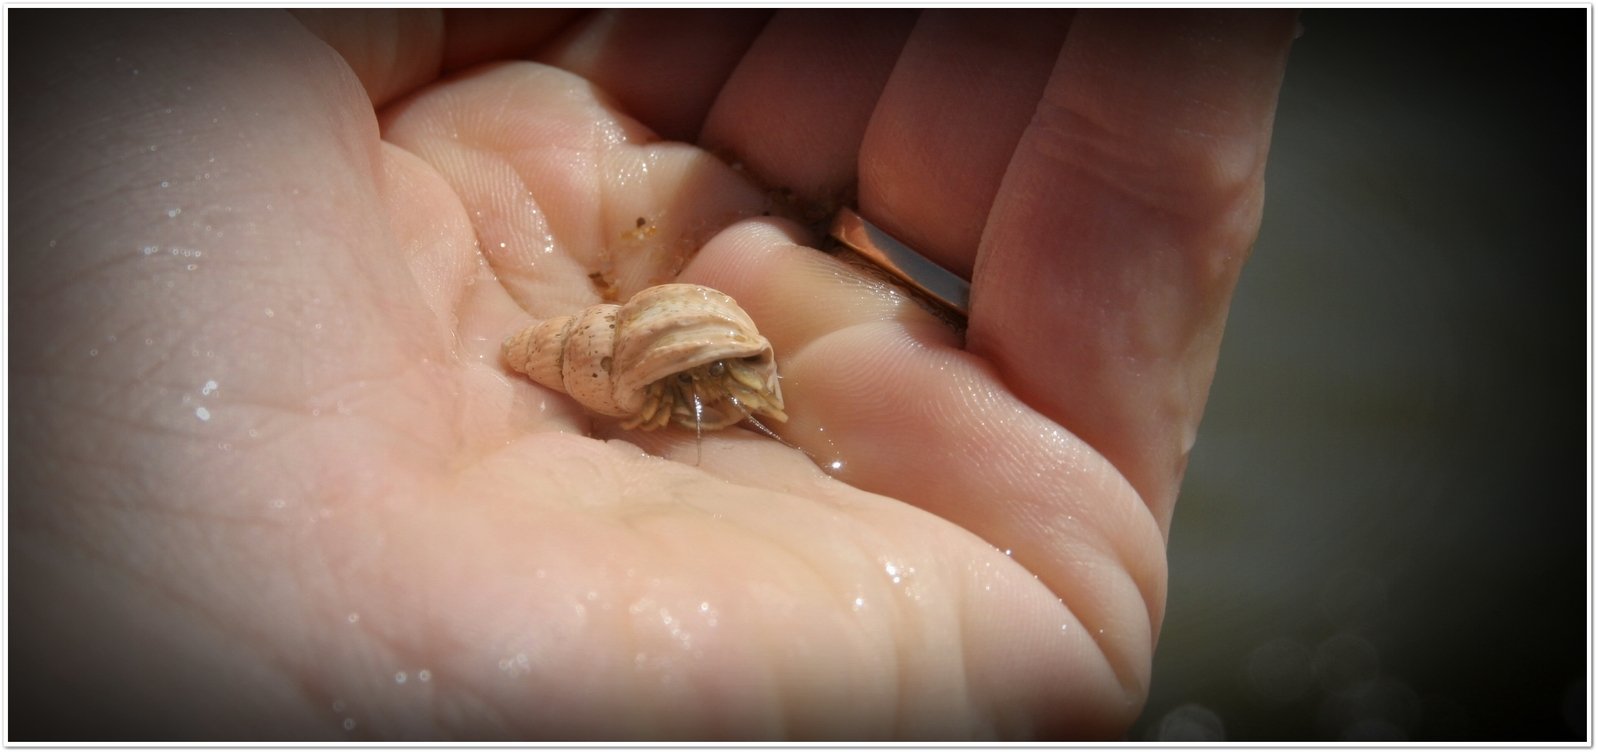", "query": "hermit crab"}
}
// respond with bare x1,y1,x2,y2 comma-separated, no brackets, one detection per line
502,283,787,431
